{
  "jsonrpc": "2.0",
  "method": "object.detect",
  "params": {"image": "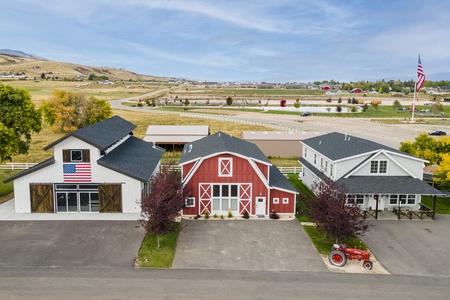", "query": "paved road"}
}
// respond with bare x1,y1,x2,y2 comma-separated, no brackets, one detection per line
109,93,449,149
1,267,449,299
